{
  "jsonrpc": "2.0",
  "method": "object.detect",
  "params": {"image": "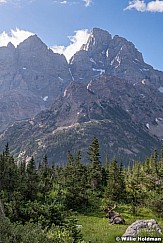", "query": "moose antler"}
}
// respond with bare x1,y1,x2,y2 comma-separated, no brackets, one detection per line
107,204,117,211
112,204,117,210
104,203,125,224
